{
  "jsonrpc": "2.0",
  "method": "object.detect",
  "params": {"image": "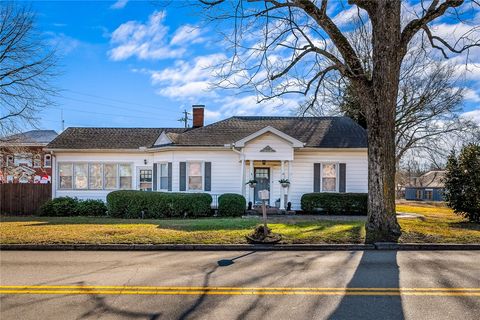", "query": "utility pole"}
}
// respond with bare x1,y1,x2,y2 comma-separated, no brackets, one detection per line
178,109,190,128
